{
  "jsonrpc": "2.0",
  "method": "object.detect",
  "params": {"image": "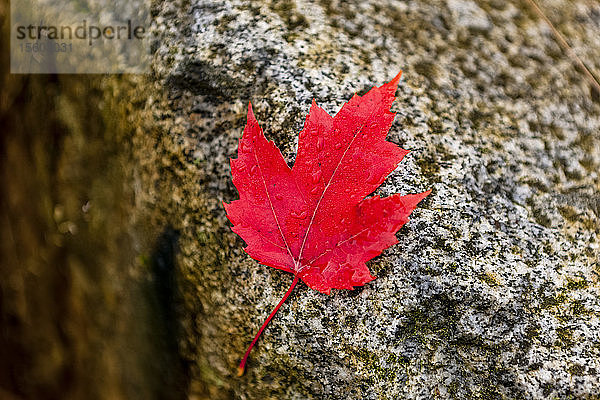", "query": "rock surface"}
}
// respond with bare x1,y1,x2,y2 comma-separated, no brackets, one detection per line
138,0,600,398
5,0,599,399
